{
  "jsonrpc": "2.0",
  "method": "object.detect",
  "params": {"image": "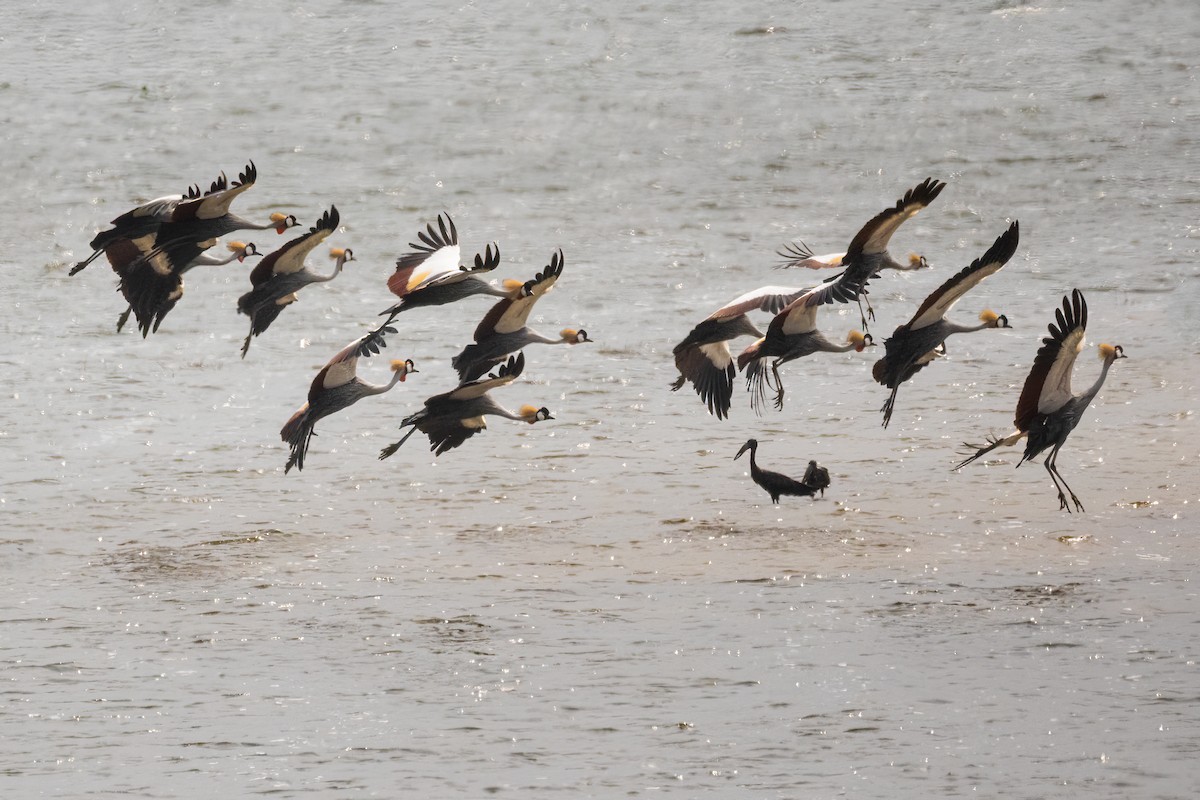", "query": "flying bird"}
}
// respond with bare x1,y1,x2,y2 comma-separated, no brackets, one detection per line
734,438,820,504
71,180,209,275
451,249,590,382
87,162,297,280
777,177,947,329
736,264,881,413
112,240,260,336
670,285,813,419
874,220,1020,428
955,289,1127,512
378,352,552,459
281,333,416,474
374,213,506,331
237,206,346,358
